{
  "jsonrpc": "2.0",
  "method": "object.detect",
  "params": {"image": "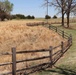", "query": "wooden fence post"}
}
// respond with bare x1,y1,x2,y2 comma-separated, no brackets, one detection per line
62,31,64,38
49,46,53,68
12,47,16,75
68,36,70,46
56,27,57,32
61,42,64,55
49,25,50,29
70,34,72,45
